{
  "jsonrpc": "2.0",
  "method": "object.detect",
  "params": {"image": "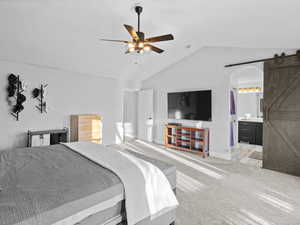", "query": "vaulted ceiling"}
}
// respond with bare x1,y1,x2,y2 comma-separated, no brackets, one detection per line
0,0,299,81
